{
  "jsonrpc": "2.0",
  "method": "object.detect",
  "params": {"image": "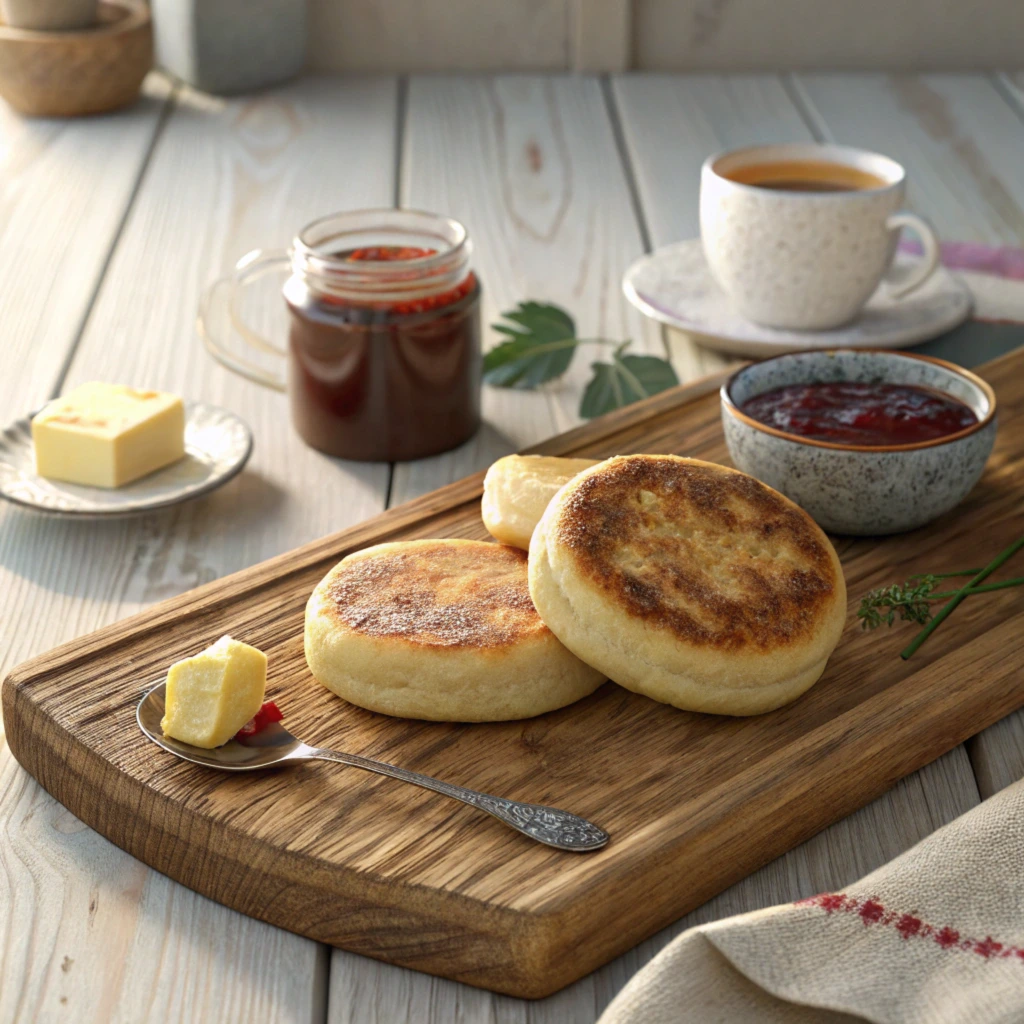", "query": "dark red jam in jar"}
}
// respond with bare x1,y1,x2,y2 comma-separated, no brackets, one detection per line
740,381,978,446
283,210,482,461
